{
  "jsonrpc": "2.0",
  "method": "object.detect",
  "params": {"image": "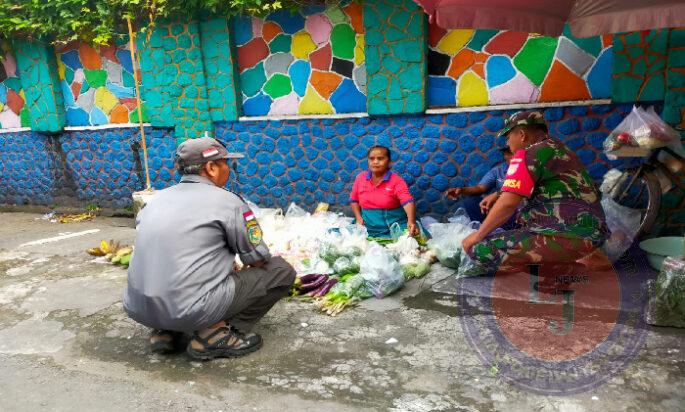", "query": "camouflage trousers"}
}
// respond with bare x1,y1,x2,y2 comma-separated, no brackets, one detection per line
466,229,608,275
